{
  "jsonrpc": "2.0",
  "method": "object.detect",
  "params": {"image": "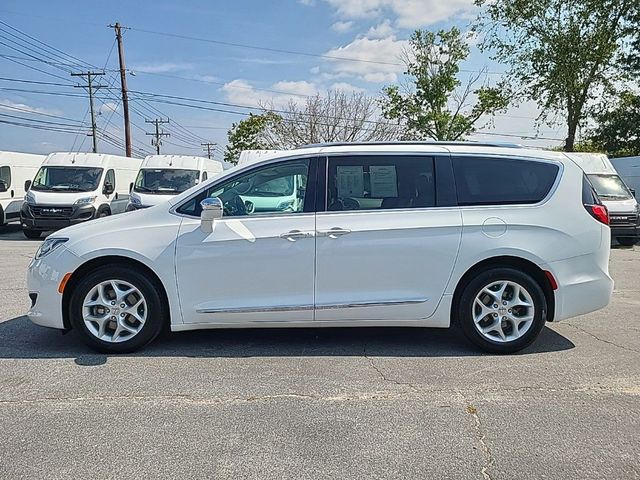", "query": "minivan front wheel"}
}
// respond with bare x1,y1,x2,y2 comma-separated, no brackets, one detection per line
458,268,547,354
69,265,166,353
